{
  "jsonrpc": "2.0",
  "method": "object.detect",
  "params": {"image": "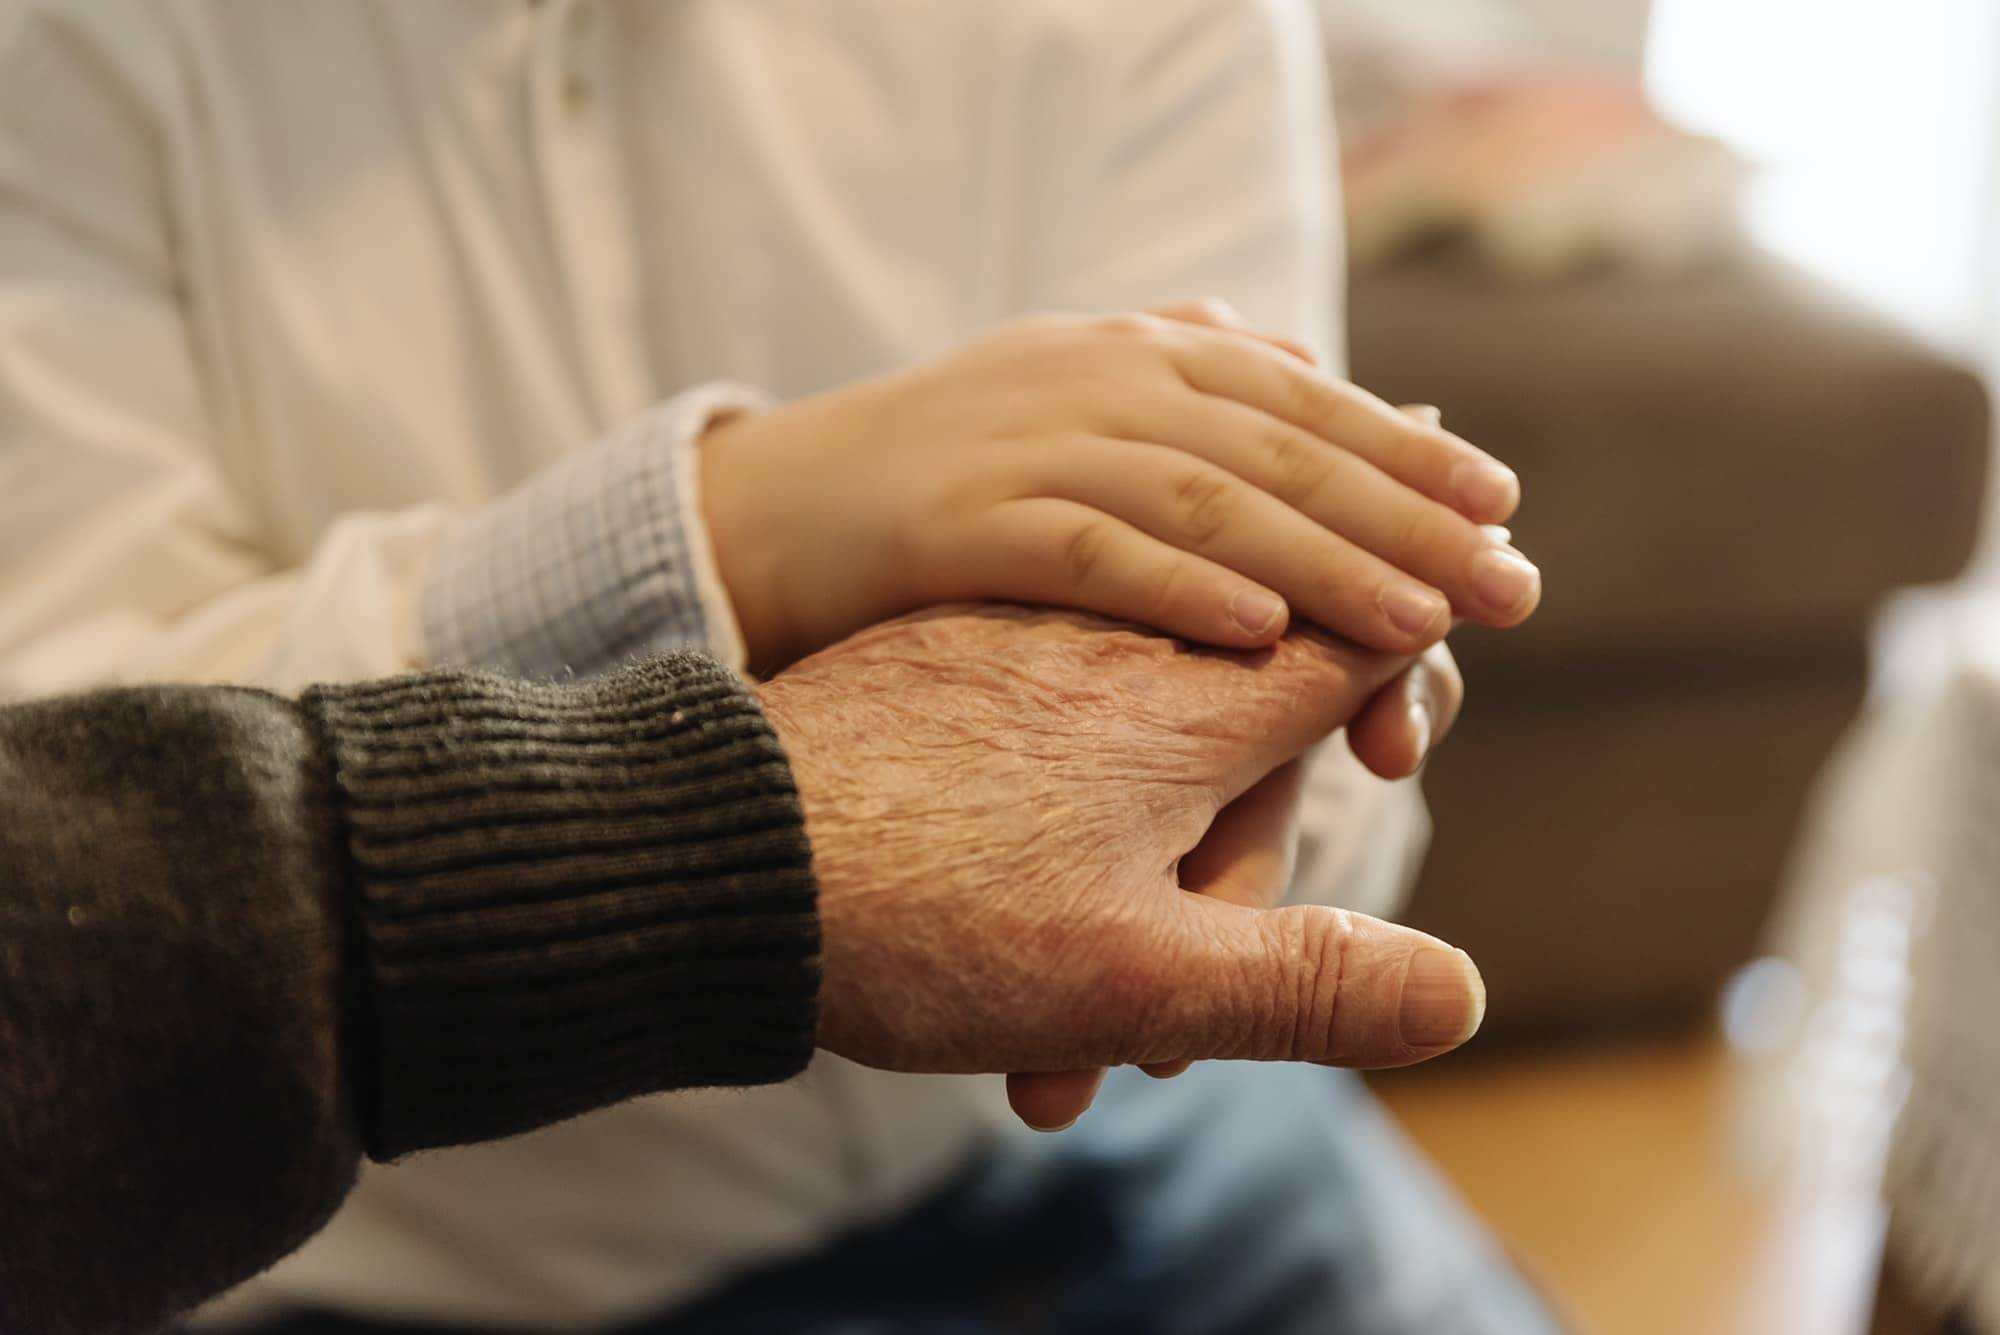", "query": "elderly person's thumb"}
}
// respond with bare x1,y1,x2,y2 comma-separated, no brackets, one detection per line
1141,896,1485,1065
1003,904,1483,1130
